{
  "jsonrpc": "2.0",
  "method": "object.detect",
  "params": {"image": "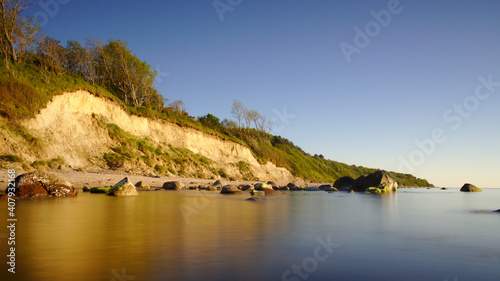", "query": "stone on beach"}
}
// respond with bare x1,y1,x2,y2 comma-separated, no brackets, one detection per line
163,181,185,190
351,171,398,193
220,185,241,194
6,170,78,199
107,178,139,196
